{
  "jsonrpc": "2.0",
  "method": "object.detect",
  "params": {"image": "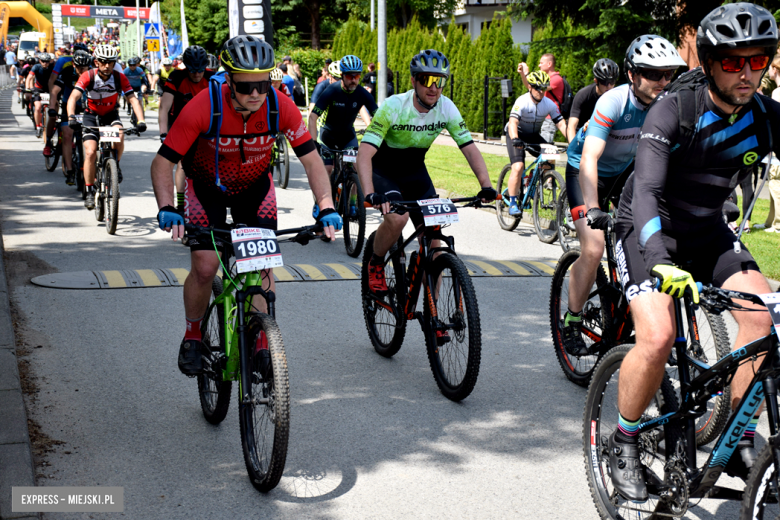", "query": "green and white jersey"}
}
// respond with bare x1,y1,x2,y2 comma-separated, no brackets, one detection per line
362,90,473,174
